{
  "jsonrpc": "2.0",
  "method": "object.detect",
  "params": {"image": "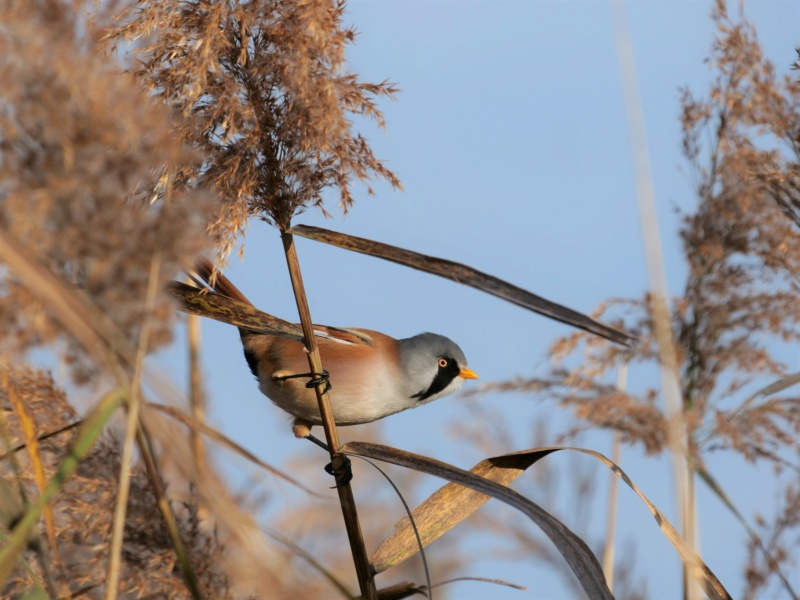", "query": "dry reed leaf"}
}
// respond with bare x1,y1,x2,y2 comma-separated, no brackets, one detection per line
290,225,633,346
370,452,552,573
366,444,731,600
340,442,613,600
